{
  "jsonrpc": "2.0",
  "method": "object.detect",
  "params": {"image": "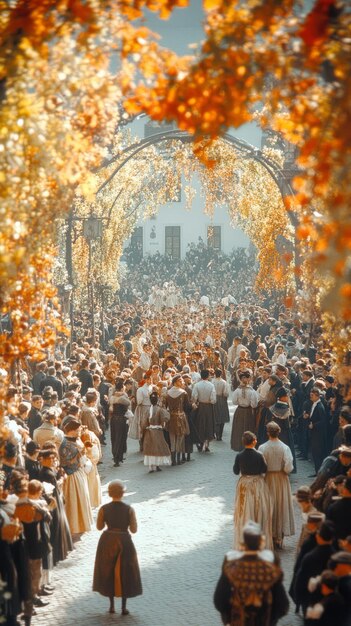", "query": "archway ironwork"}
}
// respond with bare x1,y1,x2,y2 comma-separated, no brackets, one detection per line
66,128,300,342
94,128,299,265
